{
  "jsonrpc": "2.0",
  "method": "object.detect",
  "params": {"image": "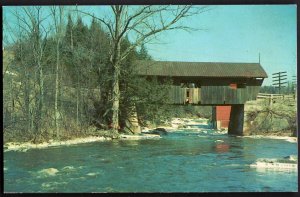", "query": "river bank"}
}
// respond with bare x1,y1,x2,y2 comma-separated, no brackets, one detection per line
3,133,164,152
4,136,110,152
3,117,297,152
